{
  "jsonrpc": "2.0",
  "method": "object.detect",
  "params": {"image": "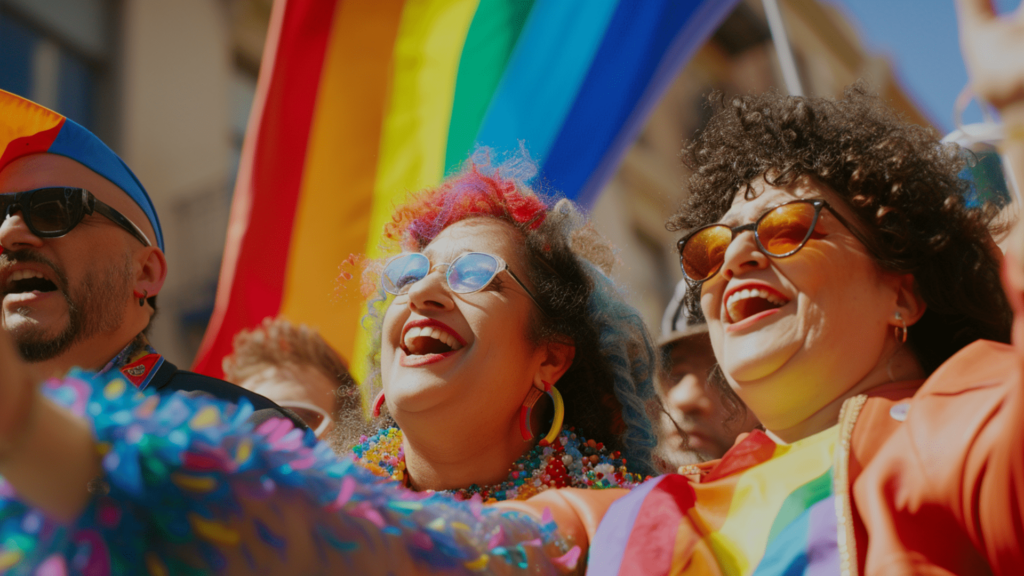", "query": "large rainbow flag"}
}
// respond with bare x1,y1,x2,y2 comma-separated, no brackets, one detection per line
192,0,738,381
